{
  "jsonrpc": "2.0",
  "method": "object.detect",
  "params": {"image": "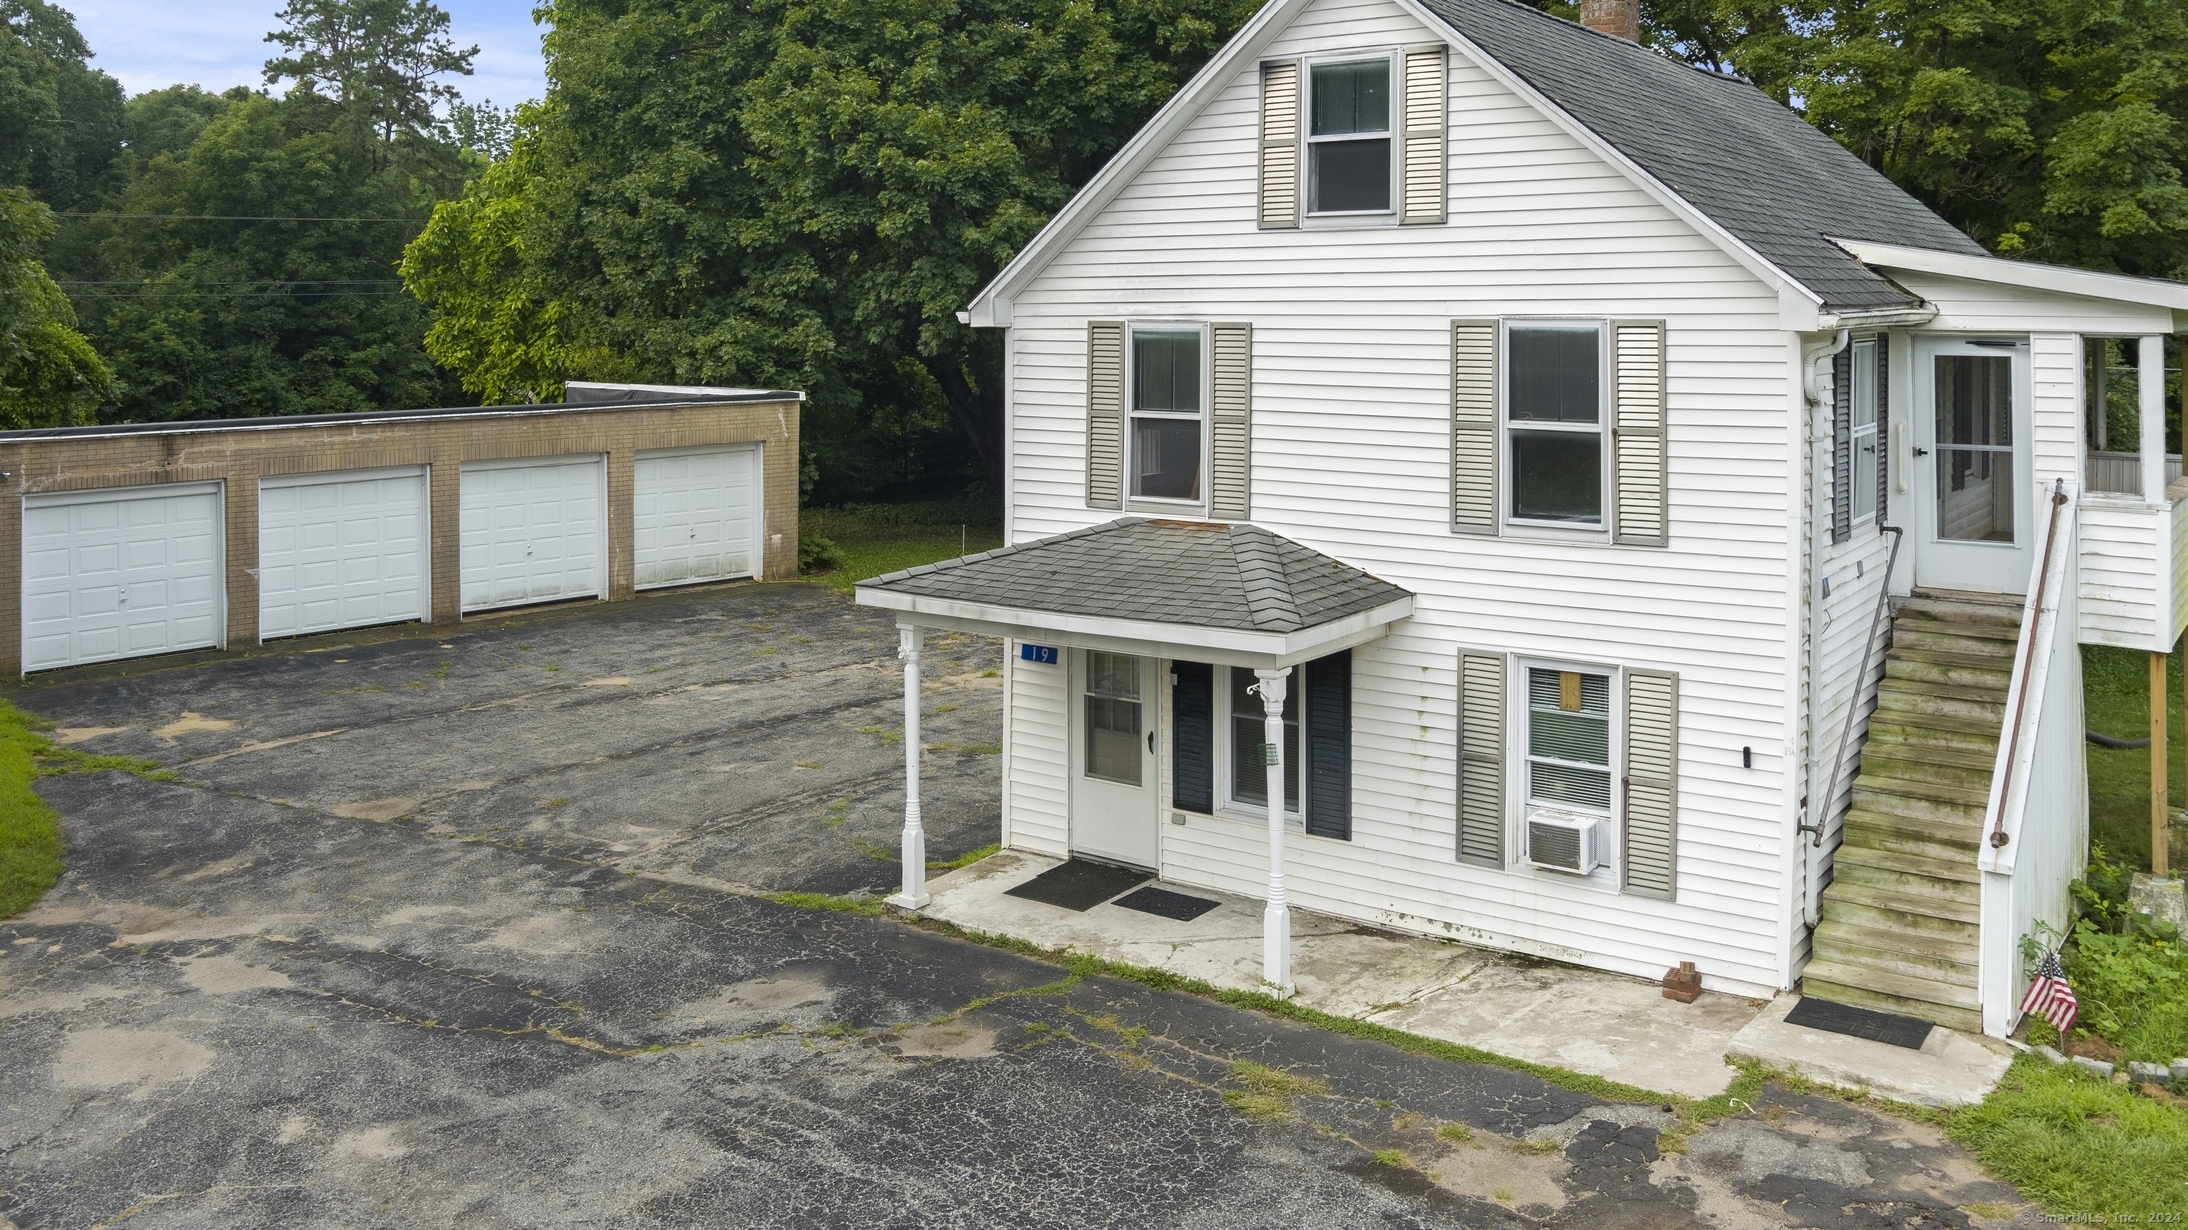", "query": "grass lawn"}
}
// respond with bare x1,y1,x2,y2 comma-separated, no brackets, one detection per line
801,505,1003,594
2083,643,2188,872
0,700,175,919
1949,1056,2188,1218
